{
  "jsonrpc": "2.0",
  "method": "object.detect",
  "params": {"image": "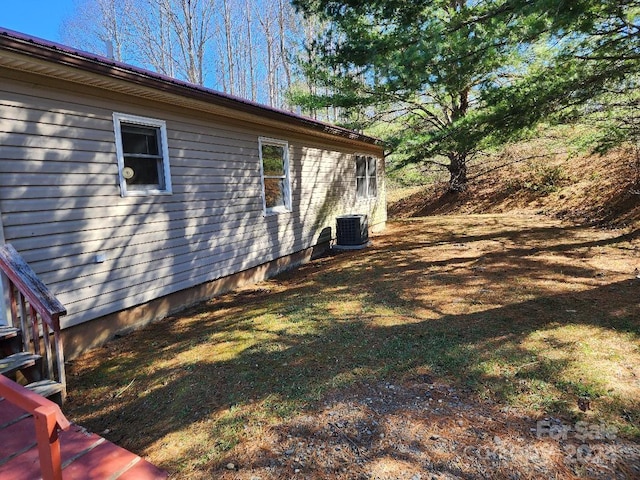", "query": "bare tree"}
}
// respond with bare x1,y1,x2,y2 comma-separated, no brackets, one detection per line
221,0,236,94
128,0,177,77
245,0,256,101
277,0,292,102
61,0,137,61
63,0,313,107
150,0,215,84
257,4,277,107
